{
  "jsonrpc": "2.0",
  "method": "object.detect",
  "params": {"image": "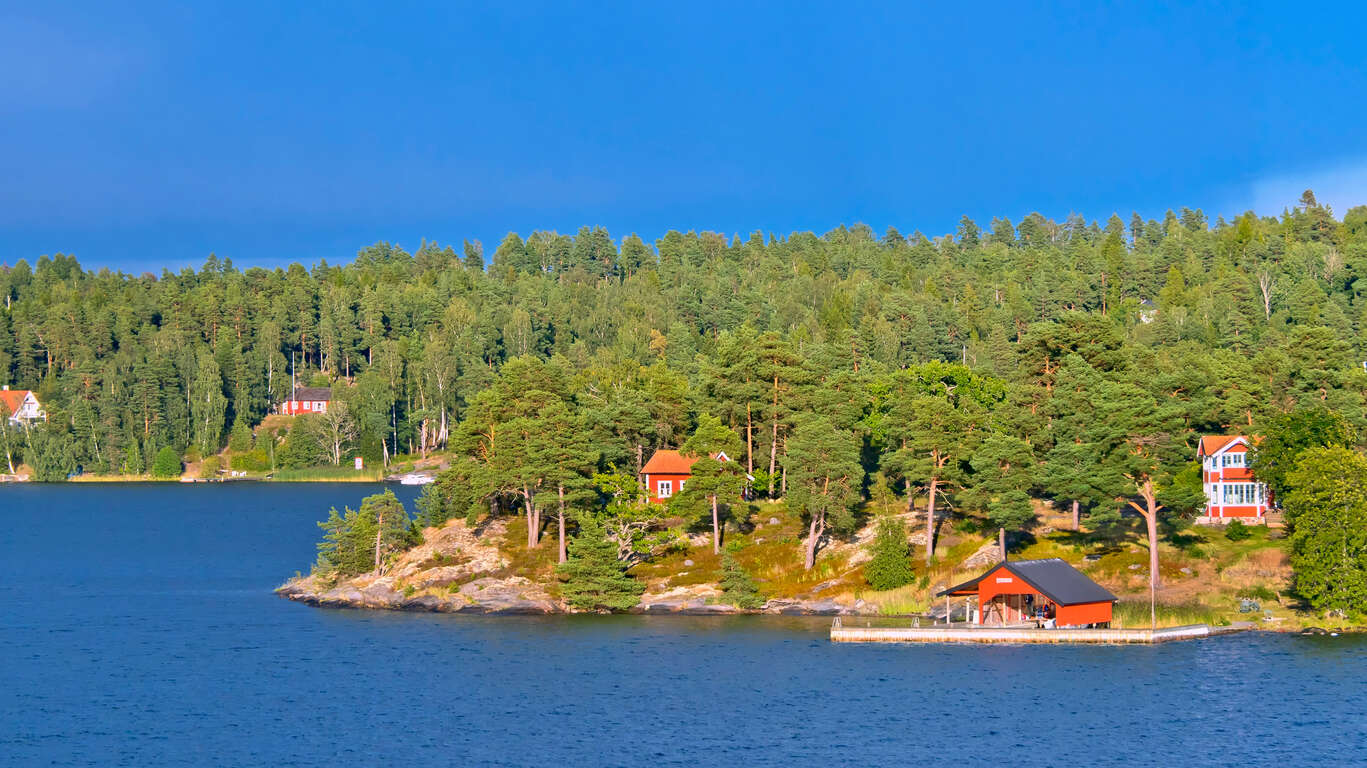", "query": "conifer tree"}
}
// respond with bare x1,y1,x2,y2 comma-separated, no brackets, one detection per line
786,416,863,570
719,551,763,609
315,490,416,577
676,414,746,554
863,515,914,591
557,517,643,611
